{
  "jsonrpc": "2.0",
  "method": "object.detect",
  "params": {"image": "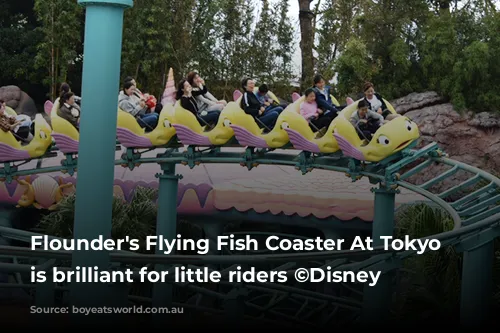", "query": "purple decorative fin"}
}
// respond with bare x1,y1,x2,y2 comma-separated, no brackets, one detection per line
291,92,301,102
172,124,212,146
52,133,79,153
0,143,30,162
284,129,320,153
5,181,18,197
233,90,242,101
230,125,268,148
44,100,53,115
333,131,365,161
116,127,153,148
177,183,213,208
